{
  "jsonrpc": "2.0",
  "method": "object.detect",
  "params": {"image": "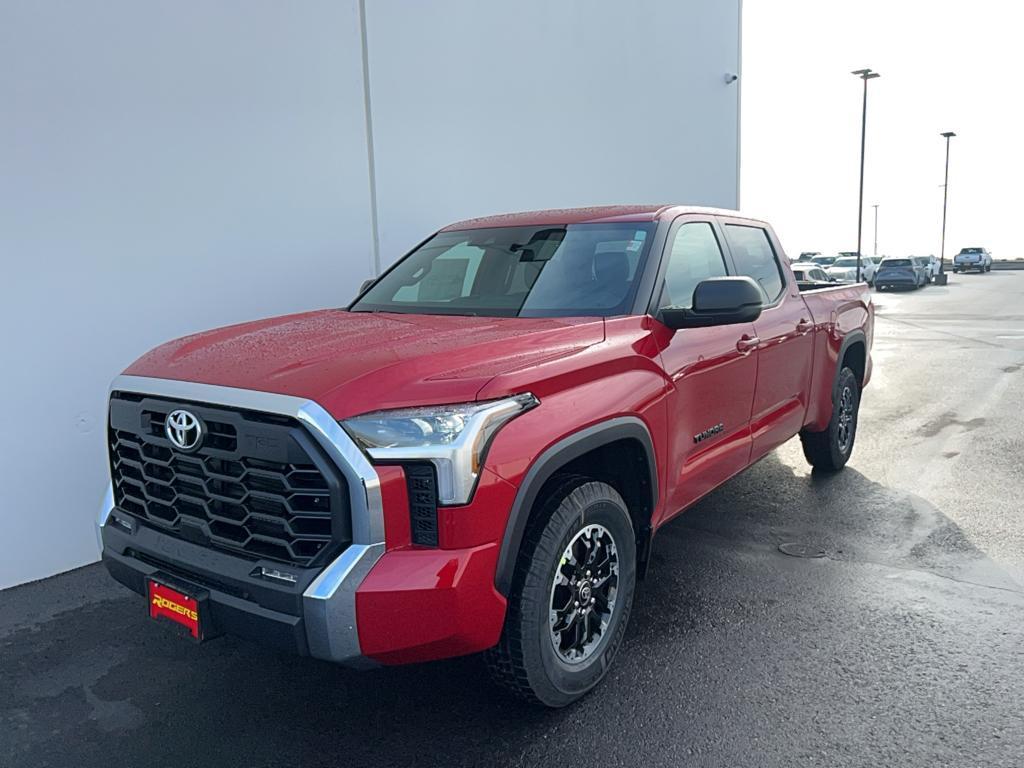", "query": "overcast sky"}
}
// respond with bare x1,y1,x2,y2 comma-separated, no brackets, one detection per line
741,0,1023,259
